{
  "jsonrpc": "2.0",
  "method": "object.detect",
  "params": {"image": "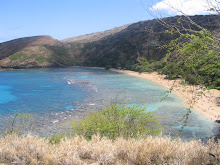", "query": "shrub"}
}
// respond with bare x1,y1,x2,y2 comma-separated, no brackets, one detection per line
19,54,36,62
105,65,112,70
69,104,162,140
35,55,46,63
9,52,26,61
49,134,66,144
